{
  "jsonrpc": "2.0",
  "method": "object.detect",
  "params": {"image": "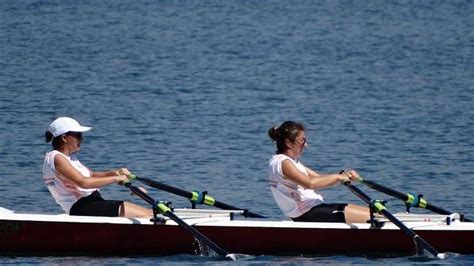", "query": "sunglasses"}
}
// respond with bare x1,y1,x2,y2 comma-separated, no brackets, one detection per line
66,132,83,139
296,137,306,146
